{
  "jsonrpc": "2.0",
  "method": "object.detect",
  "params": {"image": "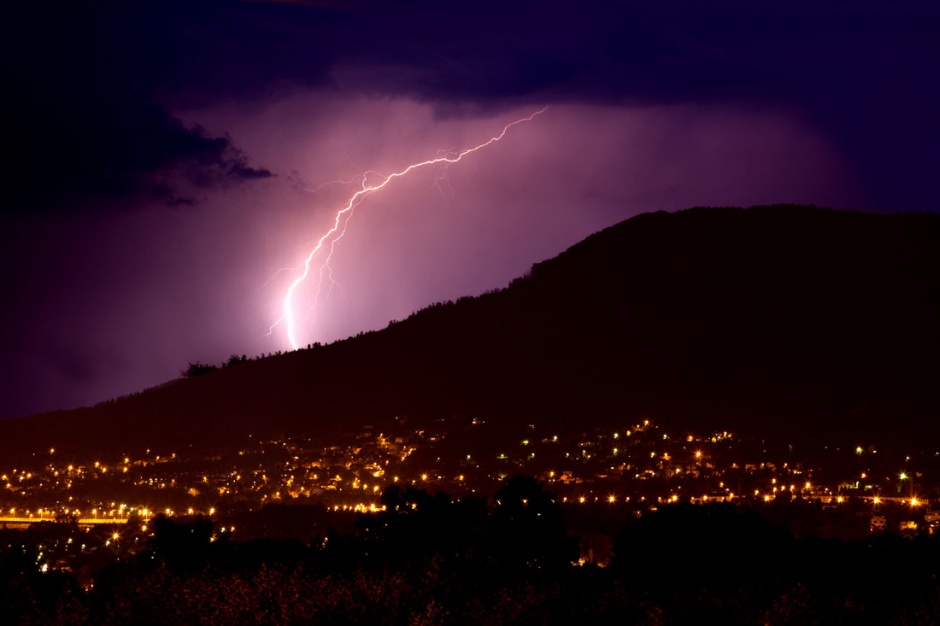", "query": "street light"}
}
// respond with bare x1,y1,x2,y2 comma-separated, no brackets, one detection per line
900,471,916,504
